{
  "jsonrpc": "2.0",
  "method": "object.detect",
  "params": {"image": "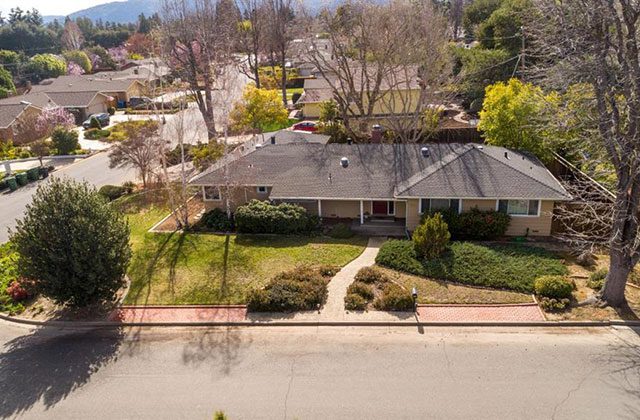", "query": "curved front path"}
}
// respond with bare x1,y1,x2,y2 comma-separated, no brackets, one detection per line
319,237,386,321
